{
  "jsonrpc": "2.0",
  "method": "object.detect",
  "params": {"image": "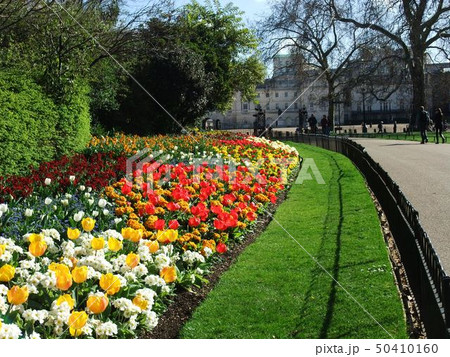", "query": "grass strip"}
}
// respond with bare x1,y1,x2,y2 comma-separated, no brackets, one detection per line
179,143,407,339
